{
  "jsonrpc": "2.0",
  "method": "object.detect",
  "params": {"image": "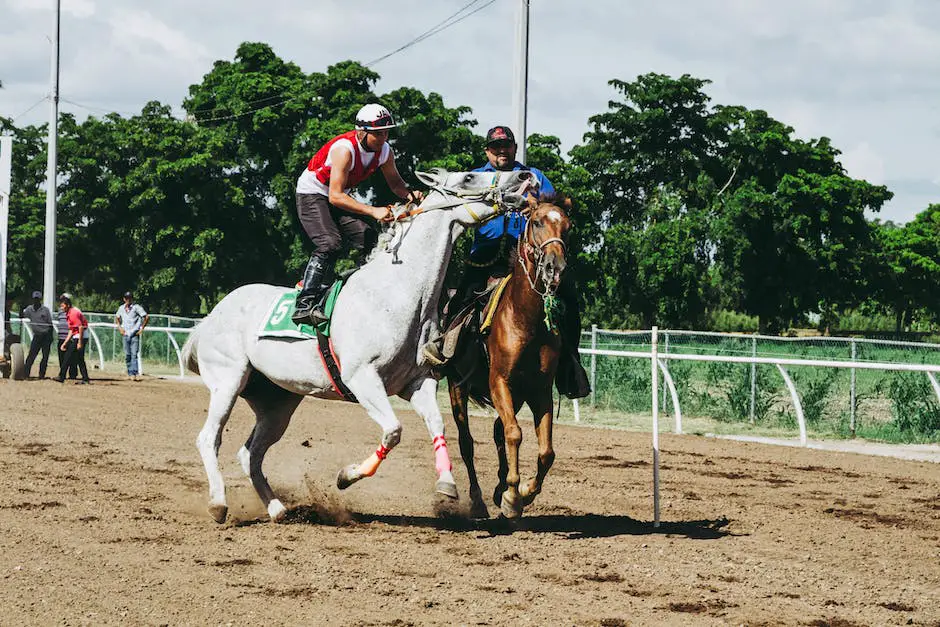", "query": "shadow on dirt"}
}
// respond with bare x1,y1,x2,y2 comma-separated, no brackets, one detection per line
283,506,734,539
